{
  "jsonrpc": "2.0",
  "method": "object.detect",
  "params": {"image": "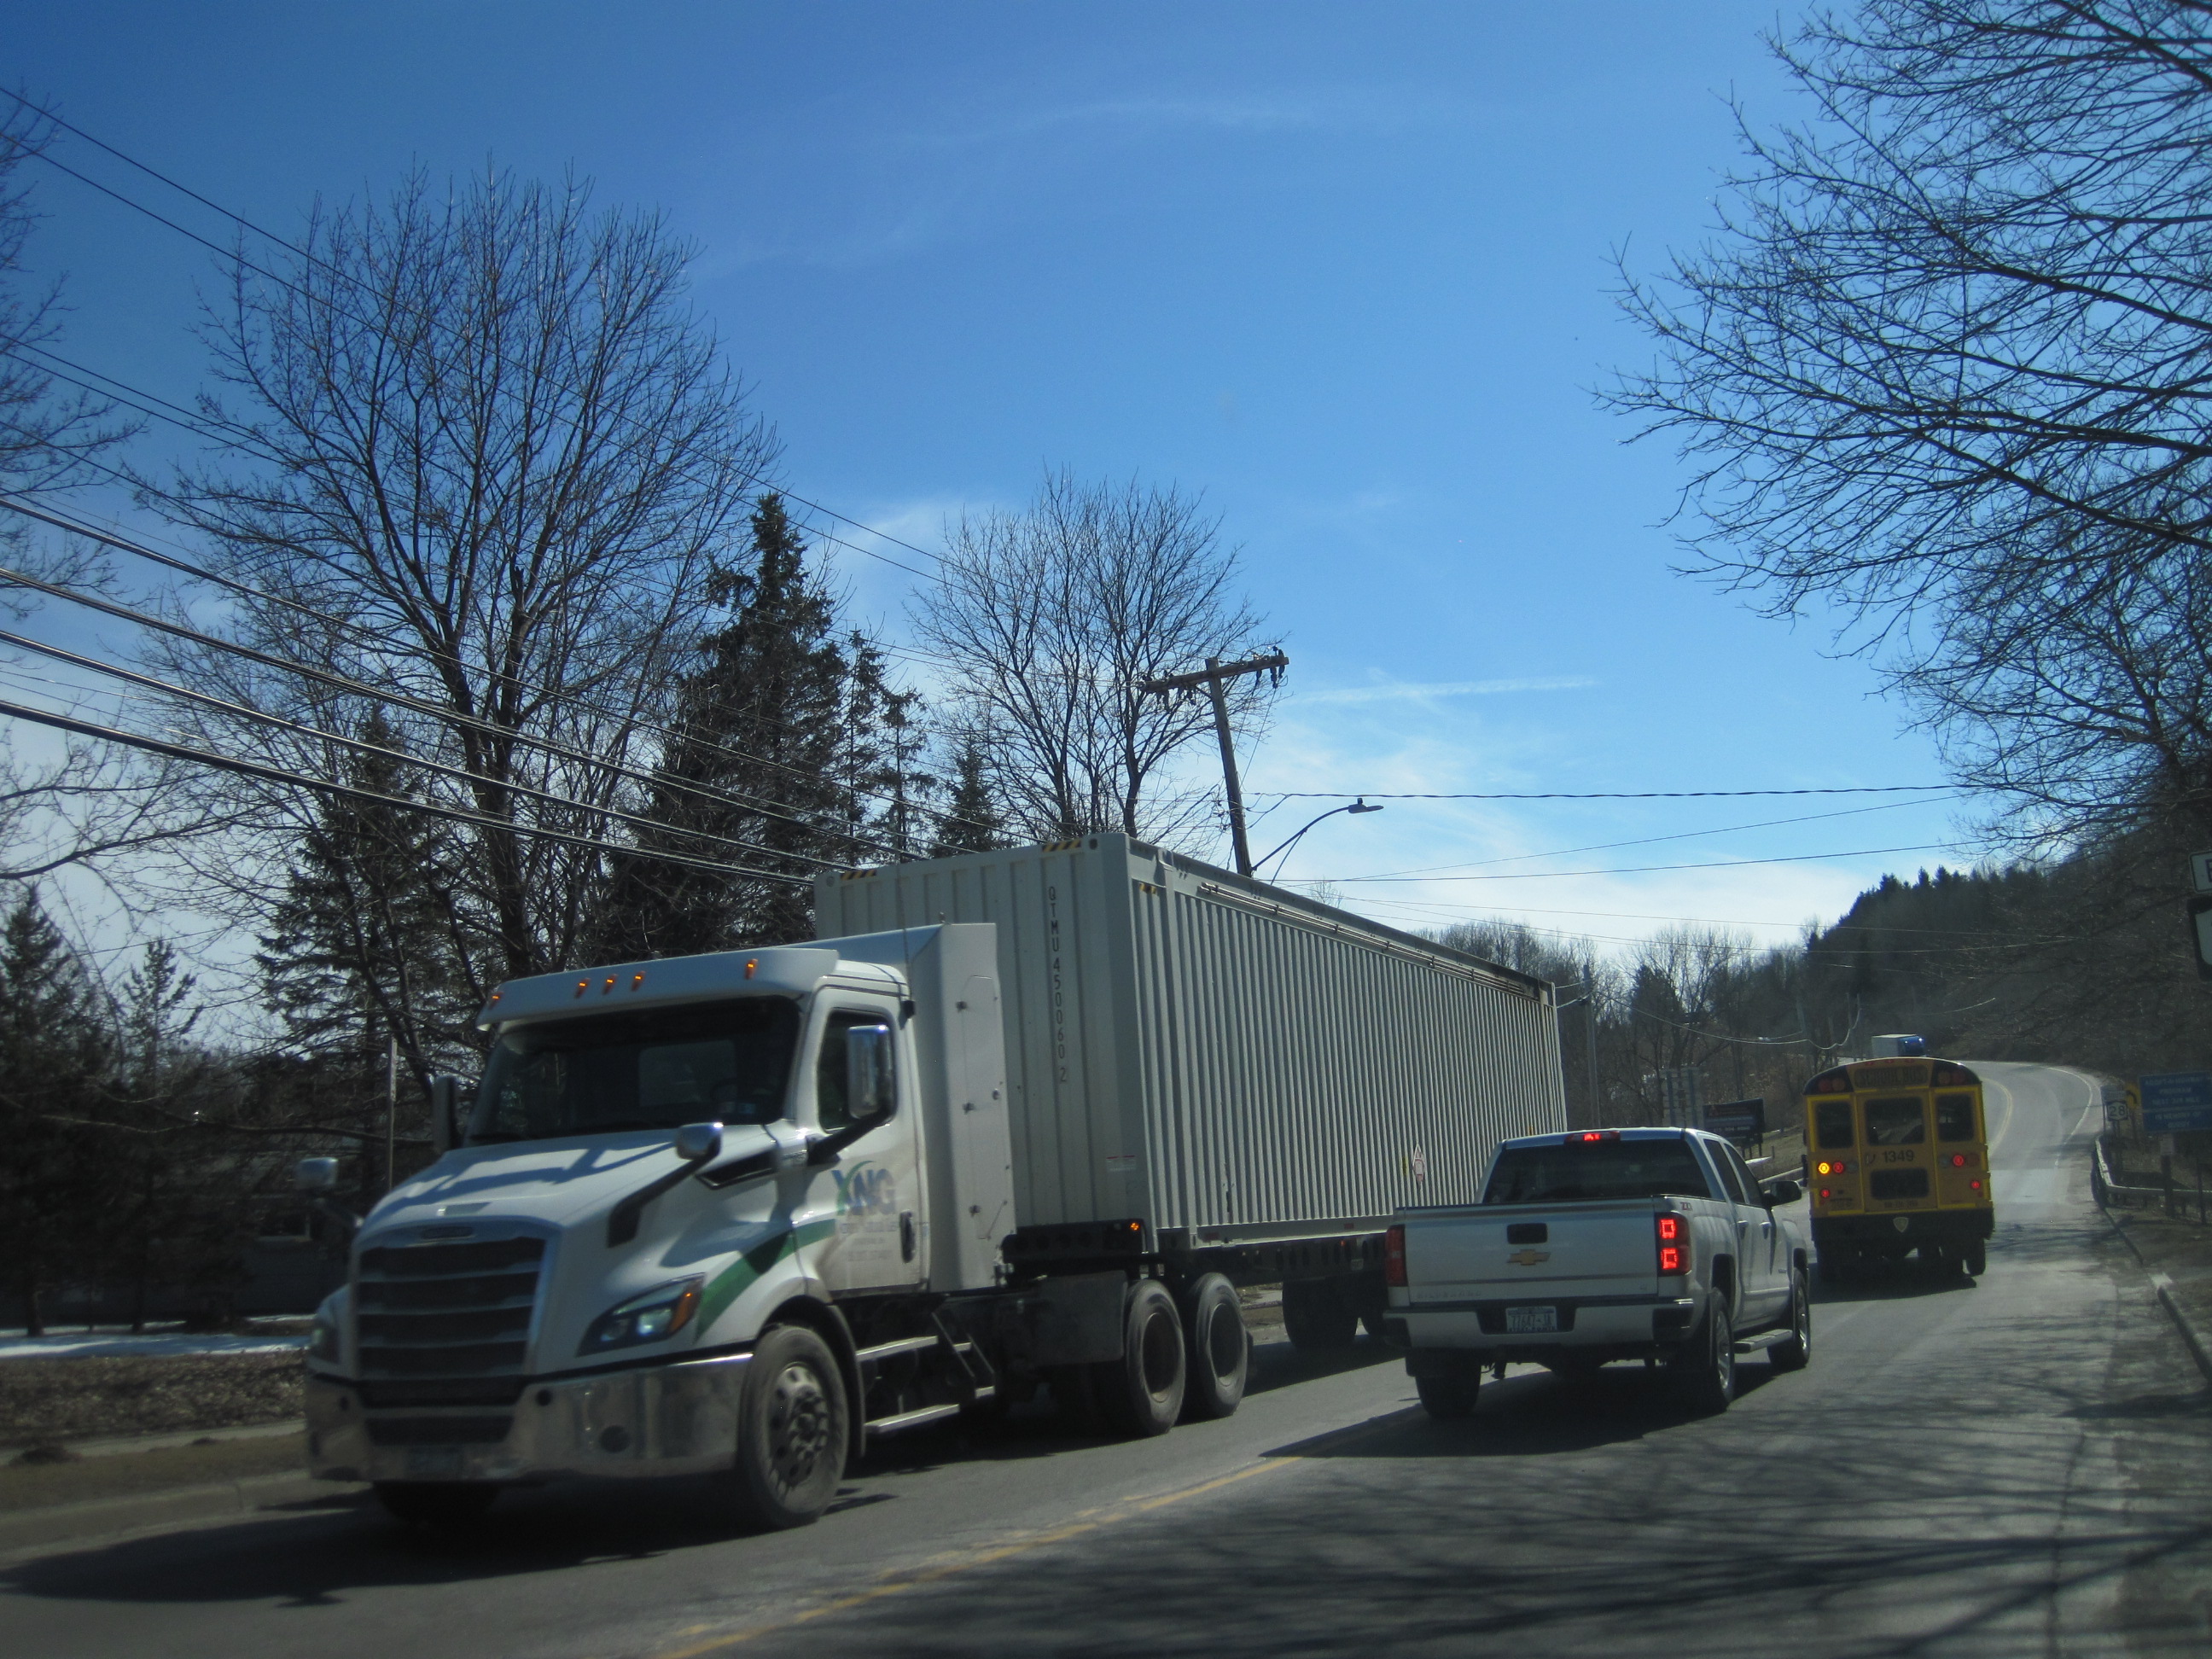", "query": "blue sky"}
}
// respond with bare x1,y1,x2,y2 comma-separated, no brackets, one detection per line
4,2,1967,970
